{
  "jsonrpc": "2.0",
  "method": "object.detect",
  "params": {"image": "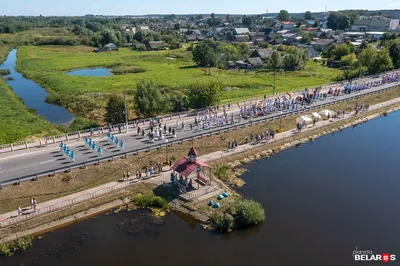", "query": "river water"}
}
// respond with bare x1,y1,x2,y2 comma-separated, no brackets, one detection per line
2,111,400,266
0,49,74,125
